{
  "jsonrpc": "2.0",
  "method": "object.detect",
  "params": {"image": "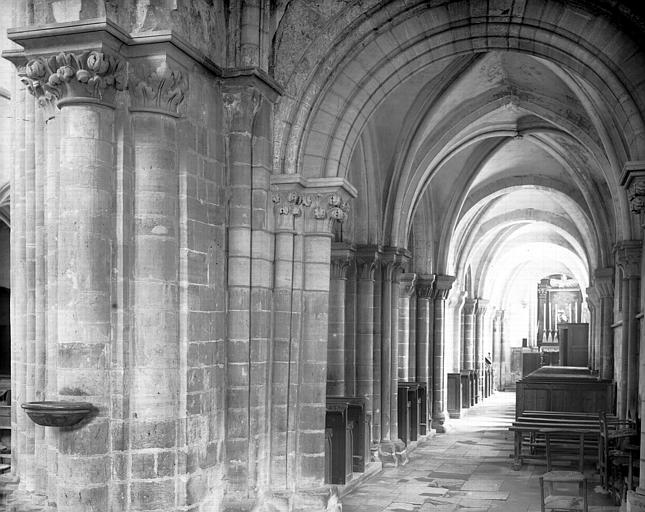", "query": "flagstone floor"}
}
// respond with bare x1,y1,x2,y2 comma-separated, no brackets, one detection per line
341,391,620,512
